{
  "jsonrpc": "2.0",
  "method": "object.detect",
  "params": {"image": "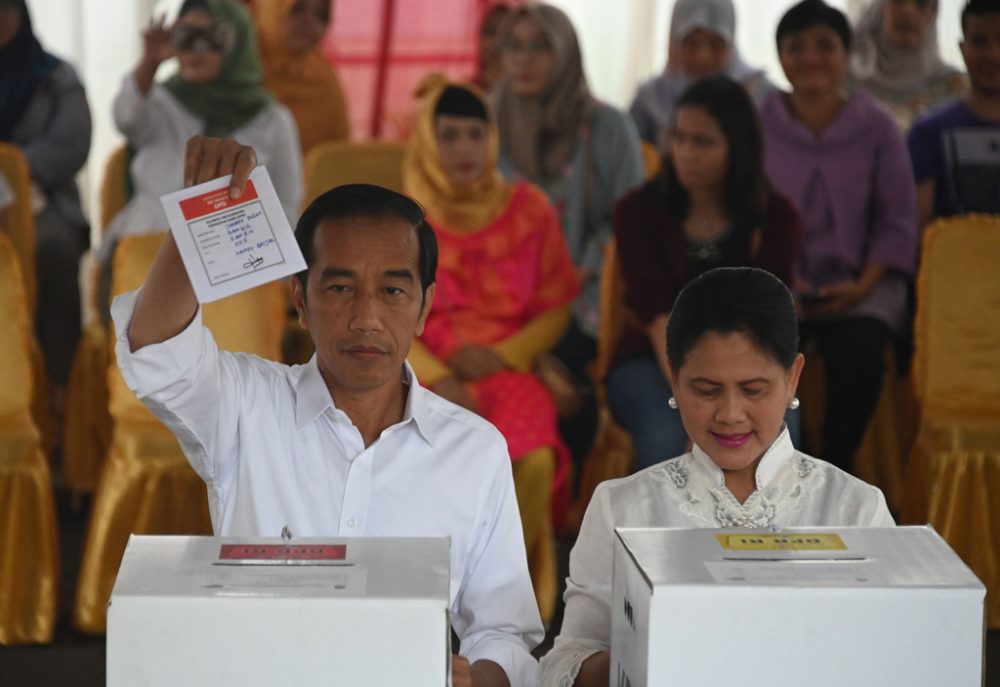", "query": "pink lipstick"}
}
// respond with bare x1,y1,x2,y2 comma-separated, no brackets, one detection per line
712,432,751,448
